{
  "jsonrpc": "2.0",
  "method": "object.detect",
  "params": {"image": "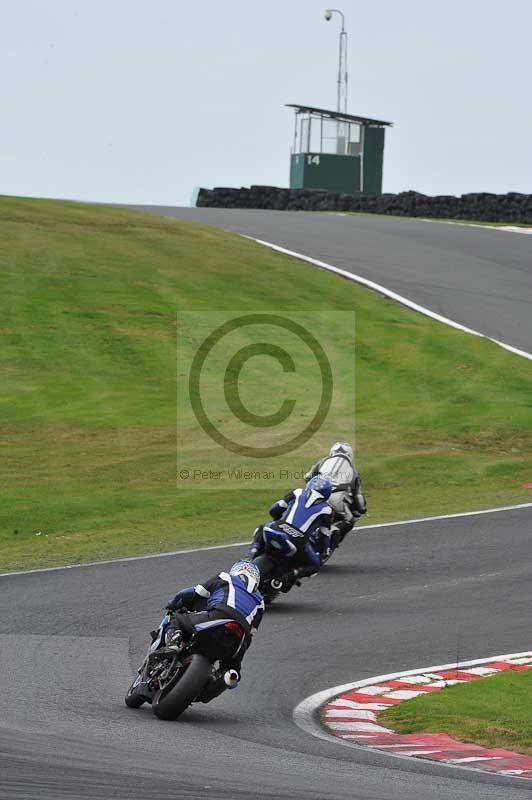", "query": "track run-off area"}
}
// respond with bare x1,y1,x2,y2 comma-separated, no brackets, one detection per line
2,209,532,800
